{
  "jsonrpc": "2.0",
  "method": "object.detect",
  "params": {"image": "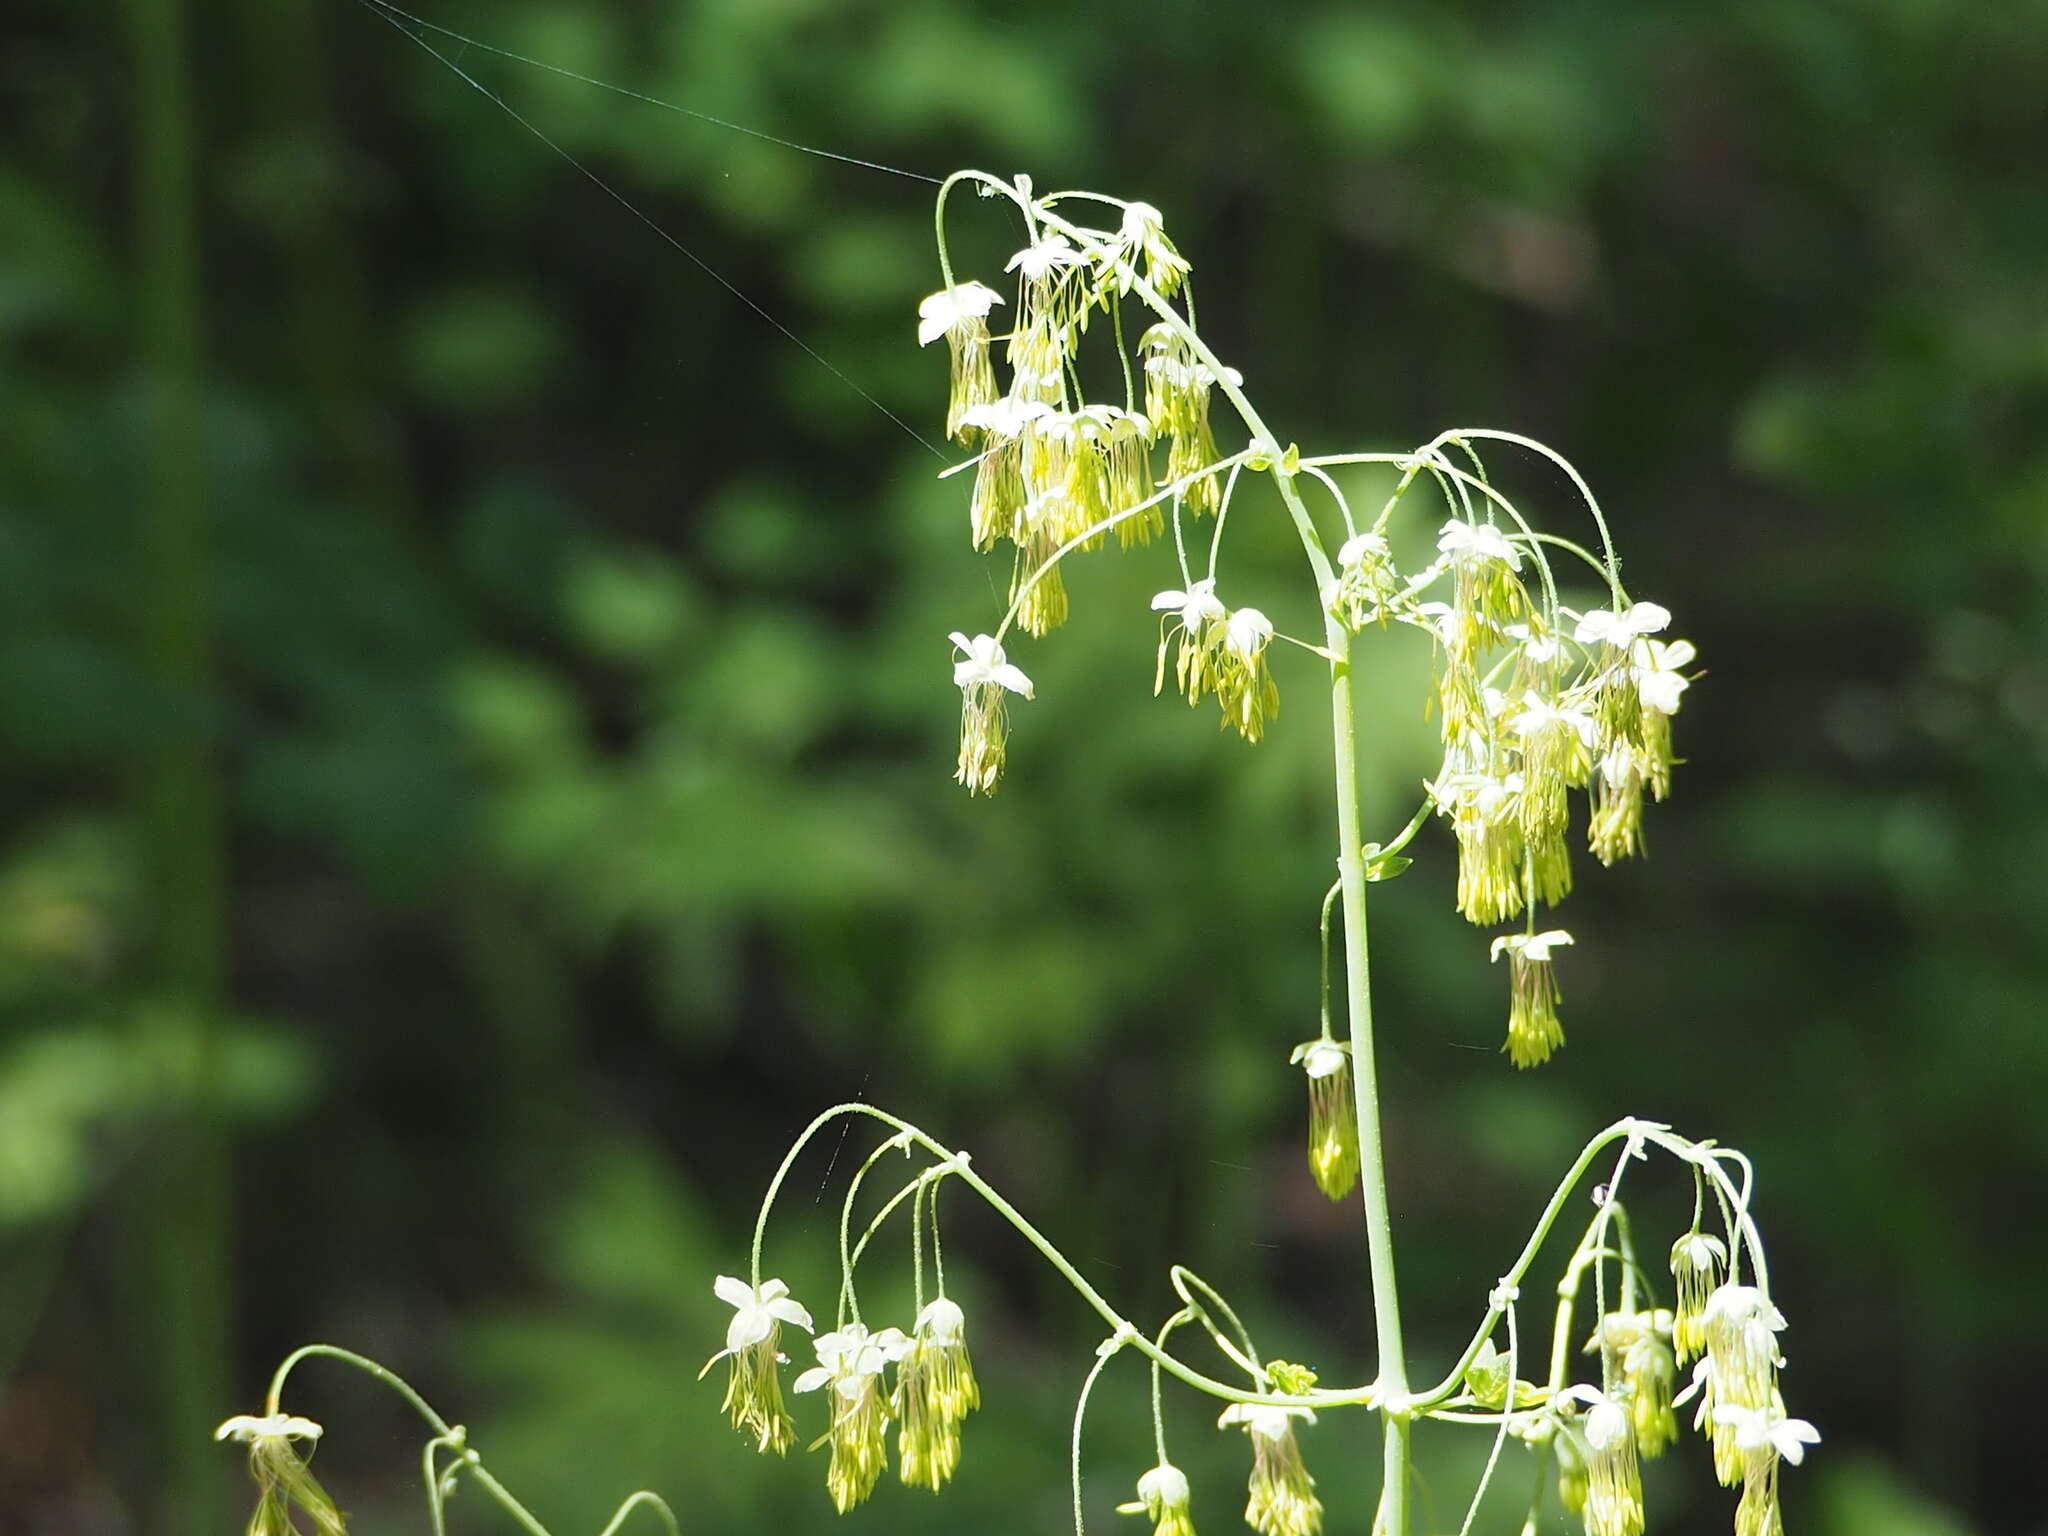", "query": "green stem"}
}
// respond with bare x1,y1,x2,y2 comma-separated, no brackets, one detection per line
1329,624,1411,1536
1070,1335,1130,1536
748,1104,1348,1409
264,1345,683,1536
